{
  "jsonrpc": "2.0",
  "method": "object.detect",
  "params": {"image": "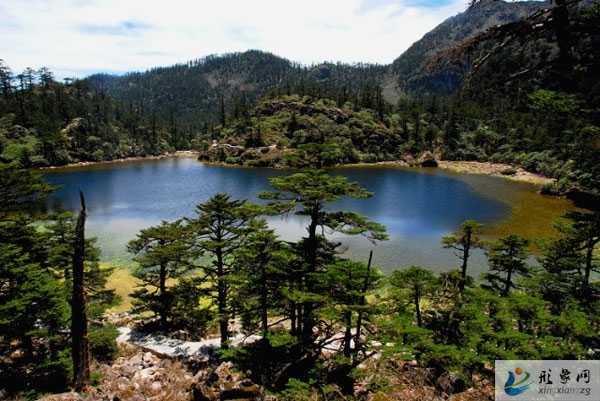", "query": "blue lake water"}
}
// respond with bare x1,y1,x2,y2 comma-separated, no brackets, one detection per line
44,157,511,273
